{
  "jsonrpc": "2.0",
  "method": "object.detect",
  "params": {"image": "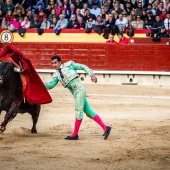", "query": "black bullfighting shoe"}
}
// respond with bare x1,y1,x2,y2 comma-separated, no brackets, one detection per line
103,126,111,139
65,135,79,140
